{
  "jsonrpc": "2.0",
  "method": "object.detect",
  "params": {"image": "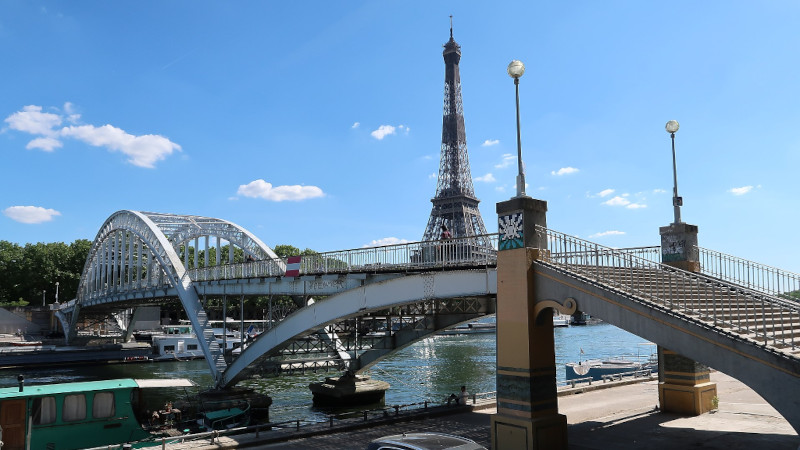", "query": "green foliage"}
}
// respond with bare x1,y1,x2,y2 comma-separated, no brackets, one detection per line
272,244,317,259
0,239,90,305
